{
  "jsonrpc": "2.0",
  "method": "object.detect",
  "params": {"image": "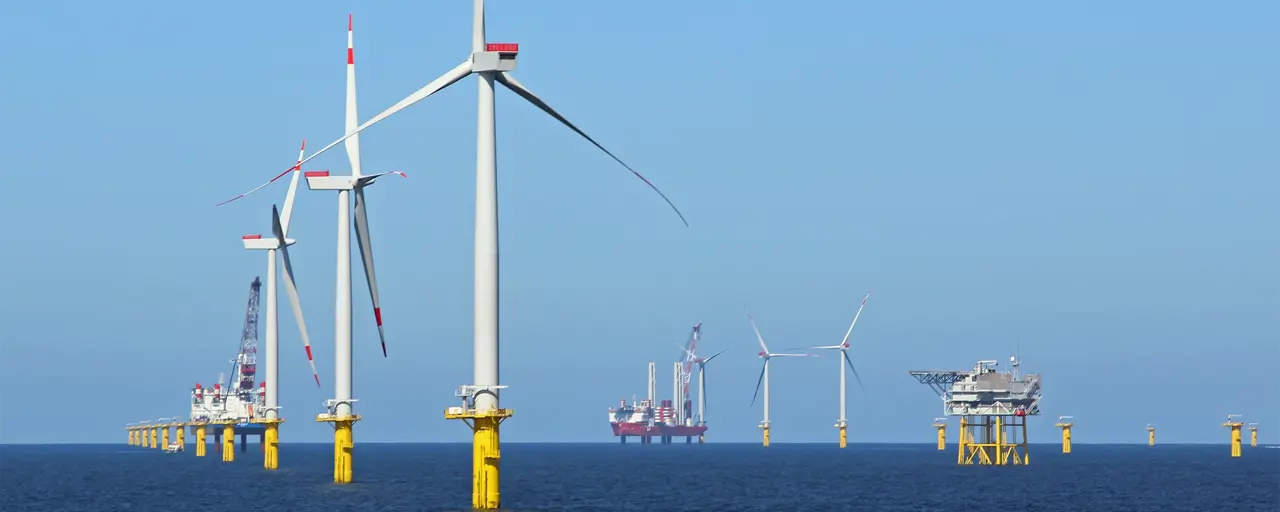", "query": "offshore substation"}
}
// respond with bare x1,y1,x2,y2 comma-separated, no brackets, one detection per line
911,357,1042,465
